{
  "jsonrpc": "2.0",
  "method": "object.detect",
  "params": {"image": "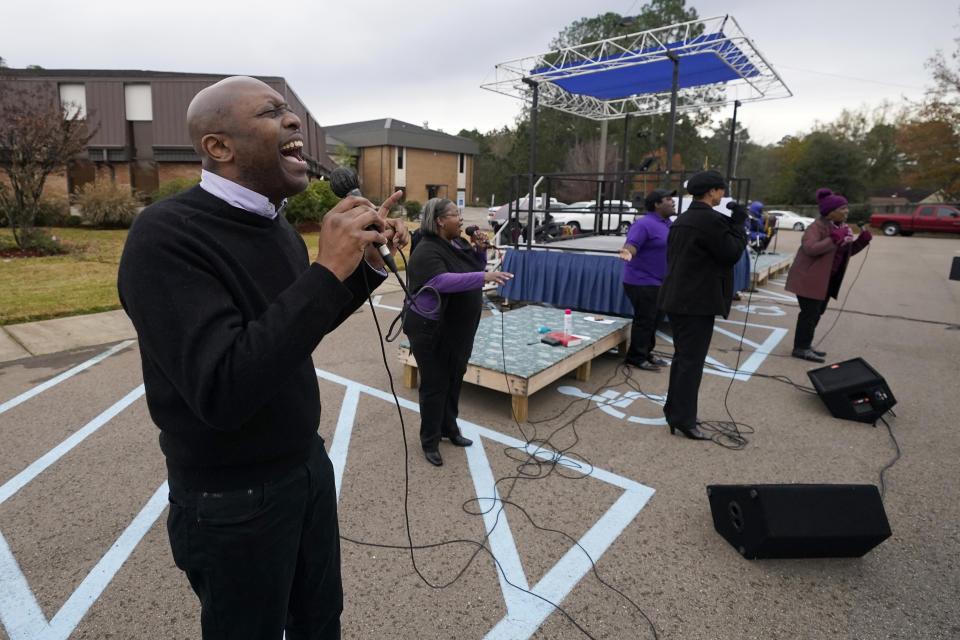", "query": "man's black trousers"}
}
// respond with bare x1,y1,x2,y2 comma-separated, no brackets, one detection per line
405,312,470,451
663,312,716,430
167,437,342,640
623,283,664,362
